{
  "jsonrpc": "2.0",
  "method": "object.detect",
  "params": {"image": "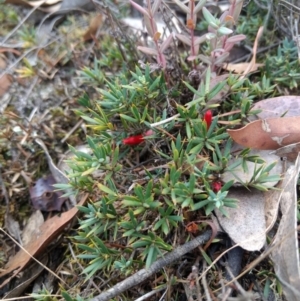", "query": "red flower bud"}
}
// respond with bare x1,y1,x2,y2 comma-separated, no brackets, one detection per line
211,181,222,192
122,130,154,146
203,110,212,129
